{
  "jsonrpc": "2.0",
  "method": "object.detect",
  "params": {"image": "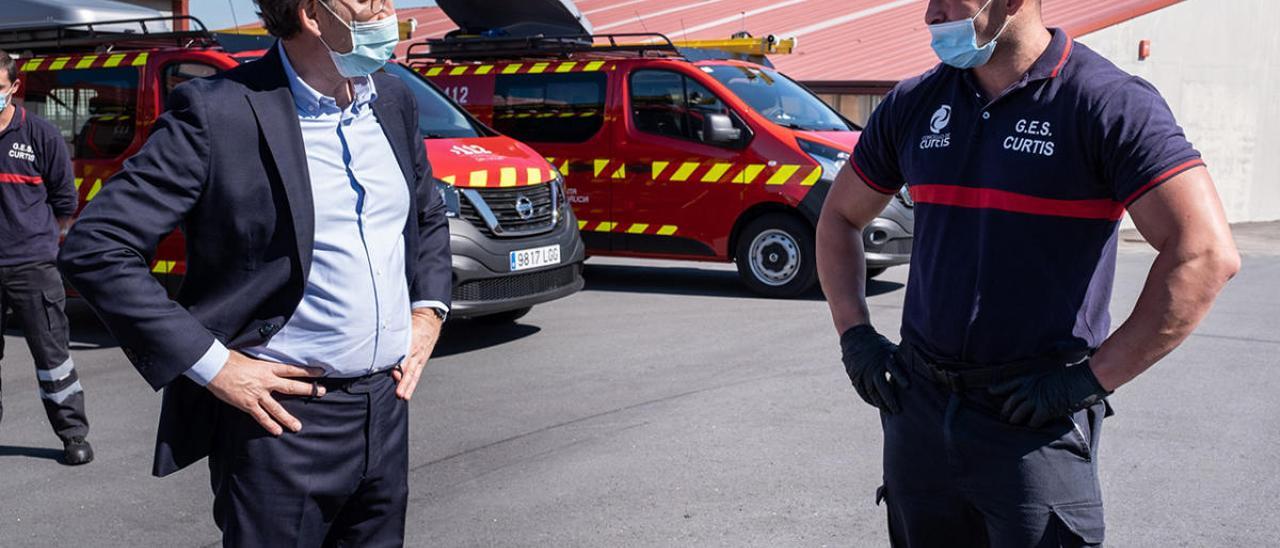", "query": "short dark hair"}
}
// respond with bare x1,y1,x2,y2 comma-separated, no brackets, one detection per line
255,0,329,39
0,50,17,84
